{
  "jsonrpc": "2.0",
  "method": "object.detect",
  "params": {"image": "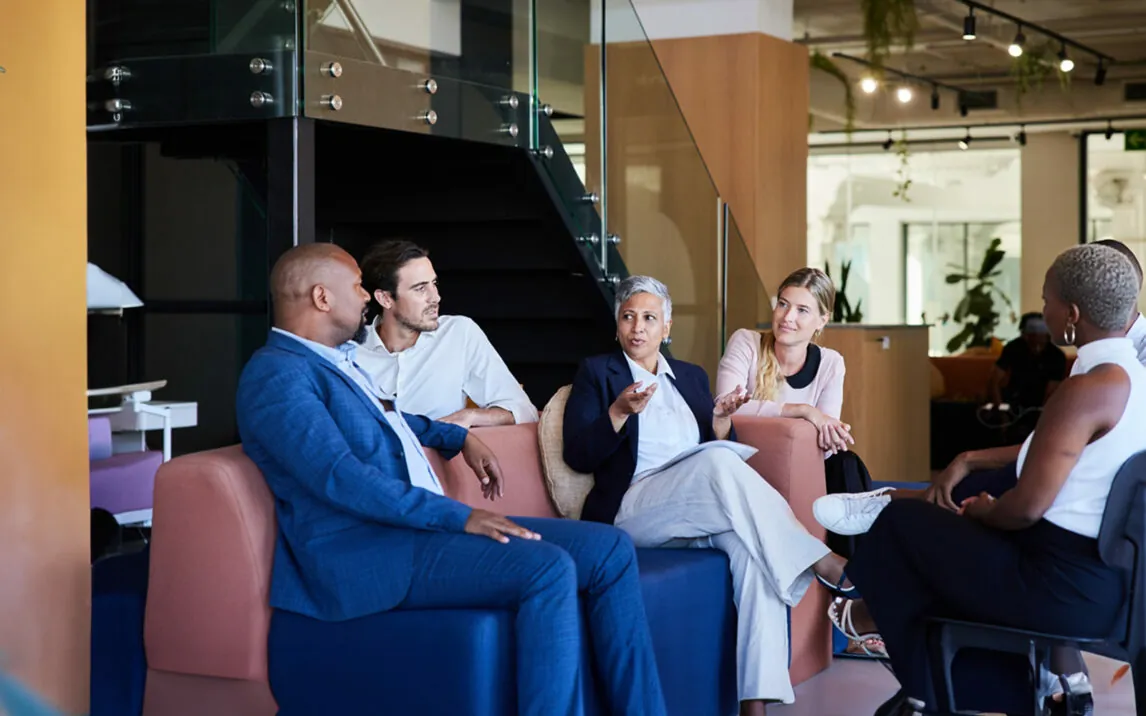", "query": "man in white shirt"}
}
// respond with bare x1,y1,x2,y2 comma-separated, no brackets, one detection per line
355,240,539,428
